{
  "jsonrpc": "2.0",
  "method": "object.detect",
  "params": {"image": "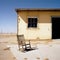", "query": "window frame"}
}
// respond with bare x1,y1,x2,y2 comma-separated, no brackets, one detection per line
28,17,38,28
